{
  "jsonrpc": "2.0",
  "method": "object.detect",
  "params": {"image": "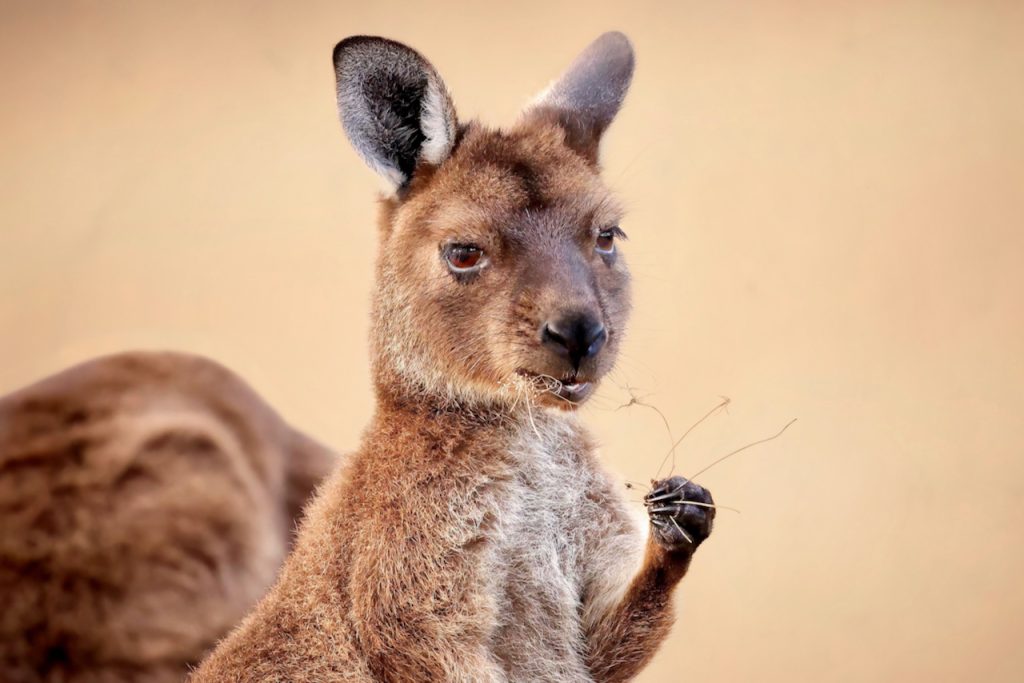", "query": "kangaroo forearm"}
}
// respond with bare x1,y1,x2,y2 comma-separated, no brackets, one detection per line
585,543,692,683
